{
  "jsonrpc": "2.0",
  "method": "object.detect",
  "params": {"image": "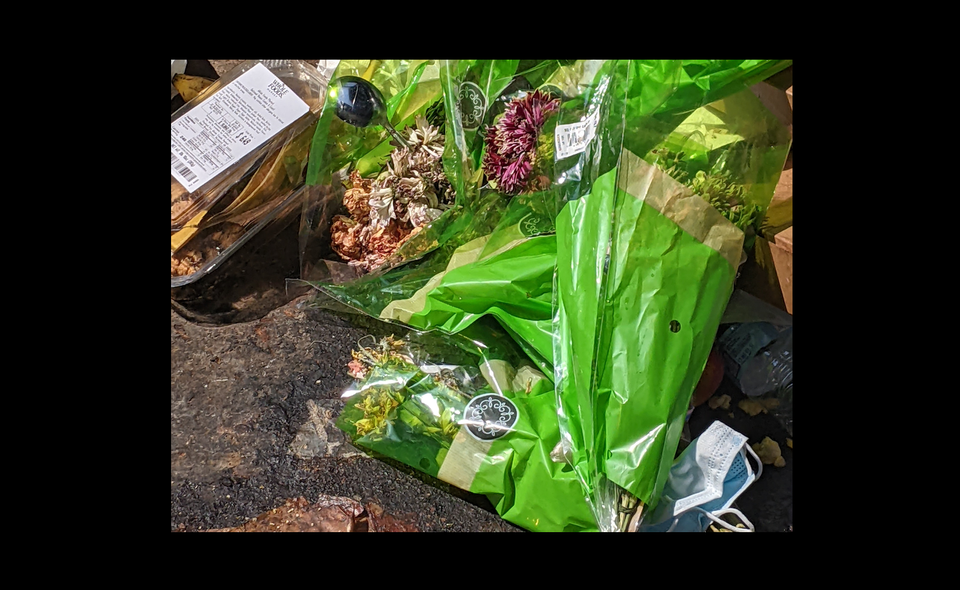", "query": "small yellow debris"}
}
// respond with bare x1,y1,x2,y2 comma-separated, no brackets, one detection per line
760,398,780,410
739,397,780,416
786,438,793,449
708,394,732,410
739,399,766,416
728,413,735,419
752,436,785,467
